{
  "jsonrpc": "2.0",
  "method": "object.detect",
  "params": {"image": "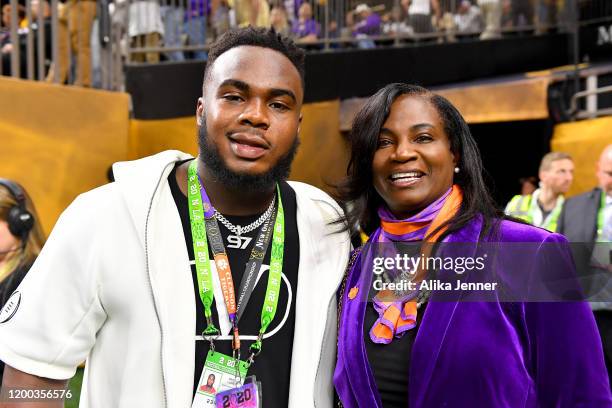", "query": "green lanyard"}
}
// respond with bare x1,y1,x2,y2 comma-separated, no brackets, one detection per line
597,190,608,240
187,160,284,358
